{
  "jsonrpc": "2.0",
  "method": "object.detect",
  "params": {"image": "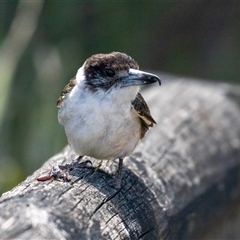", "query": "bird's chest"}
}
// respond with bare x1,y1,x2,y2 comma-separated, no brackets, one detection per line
75,95,139,139
59,90,141,158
